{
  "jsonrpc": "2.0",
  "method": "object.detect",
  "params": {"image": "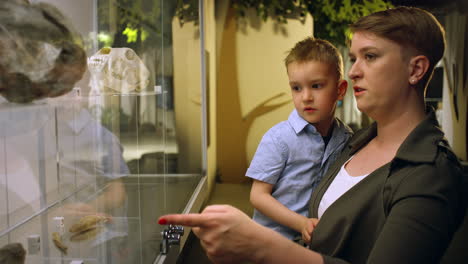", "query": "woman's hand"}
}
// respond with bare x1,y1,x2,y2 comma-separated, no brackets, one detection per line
301,218,319,244
158,205,265,264
159,205,325,264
